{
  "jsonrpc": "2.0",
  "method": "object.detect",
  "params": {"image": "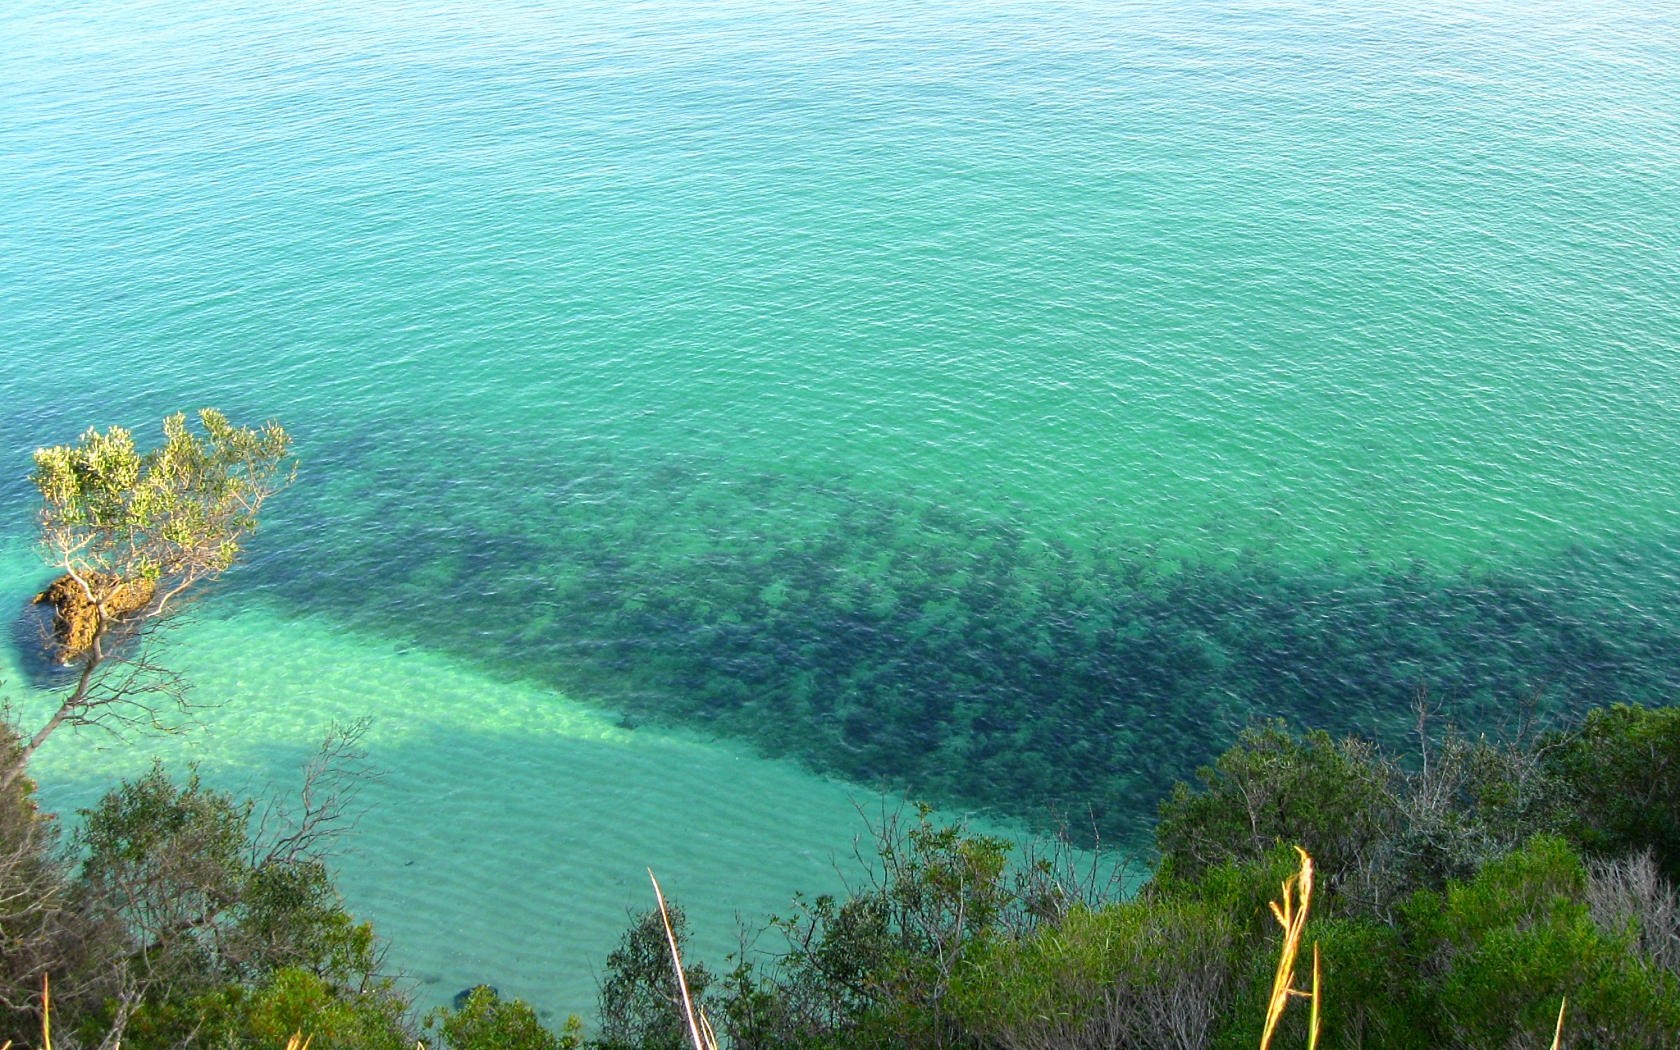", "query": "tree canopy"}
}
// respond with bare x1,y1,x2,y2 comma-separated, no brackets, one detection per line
2,410,292,791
